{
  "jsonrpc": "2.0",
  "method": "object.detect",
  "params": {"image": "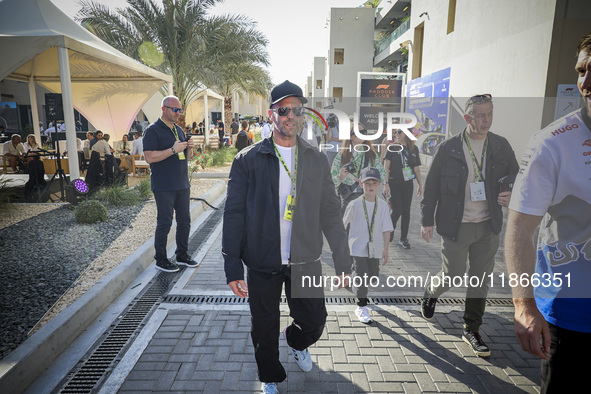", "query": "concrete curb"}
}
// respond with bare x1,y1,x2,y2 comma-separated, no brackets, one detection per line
0,180,227,393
